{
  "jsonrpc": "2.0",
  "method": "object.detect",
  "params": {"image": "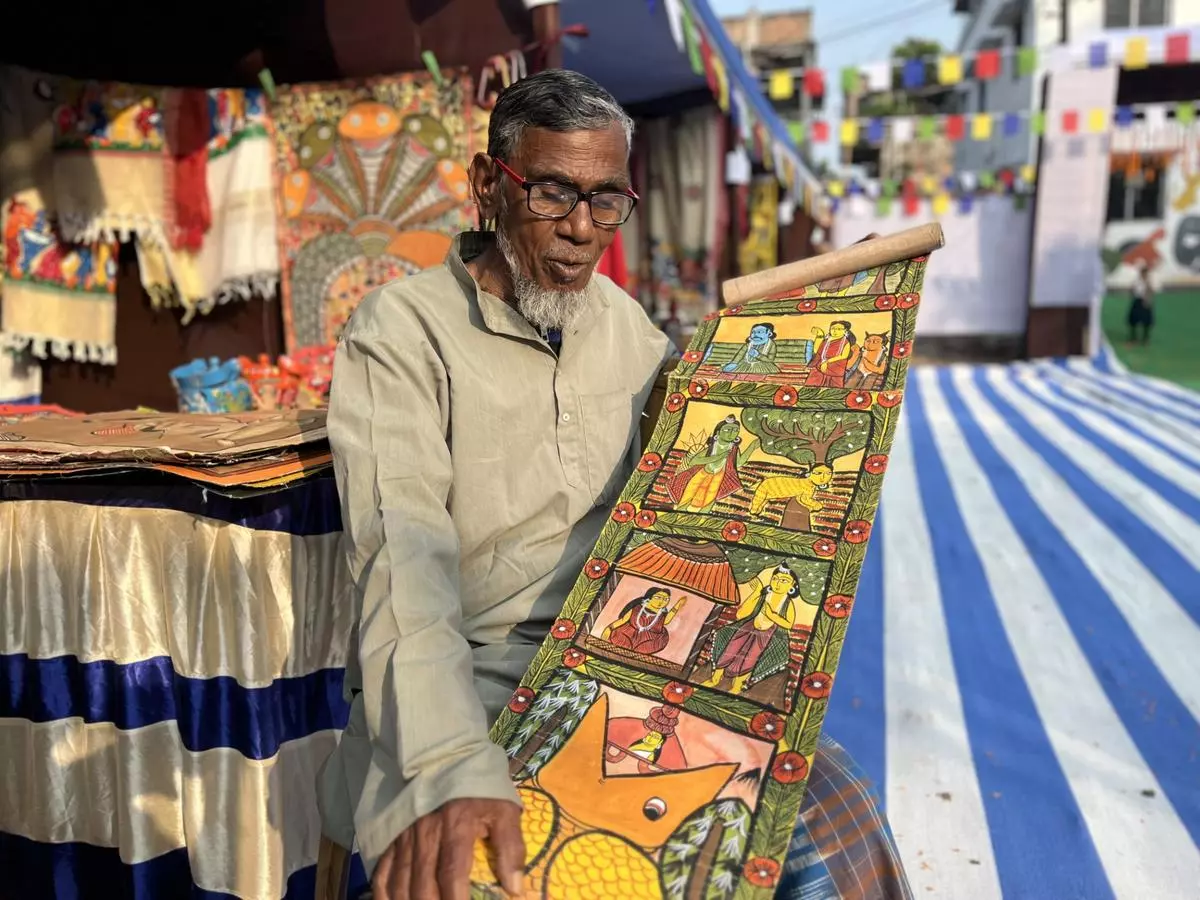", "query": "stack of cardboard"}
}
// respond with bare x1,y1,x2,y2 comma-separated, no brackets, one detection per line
0,408,330,493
